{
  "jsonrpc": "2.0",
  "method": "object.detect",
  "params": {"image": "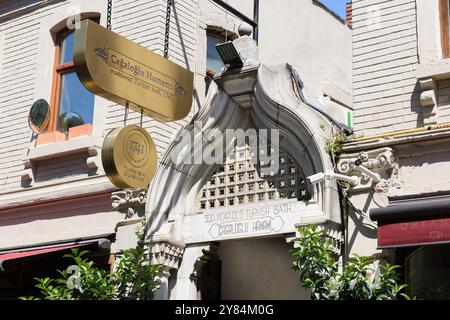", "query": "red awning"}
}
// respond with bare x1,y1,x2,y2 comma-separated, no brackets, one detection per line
378,216,450,248
0,243,92,262
370,196,450,248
